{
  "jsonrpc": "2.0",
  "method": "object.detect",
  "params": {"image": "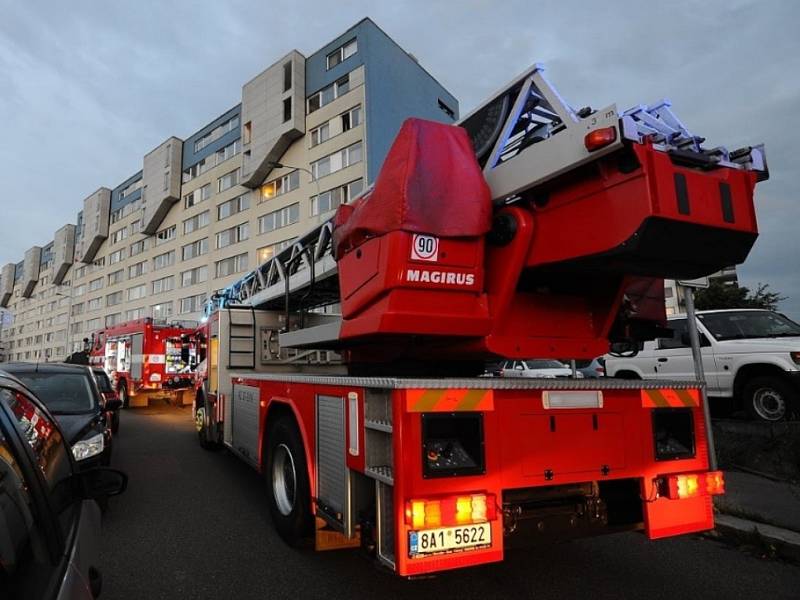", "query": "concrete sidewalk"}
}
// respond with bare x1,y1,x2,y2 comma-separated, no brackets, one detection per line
711,470,800,562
